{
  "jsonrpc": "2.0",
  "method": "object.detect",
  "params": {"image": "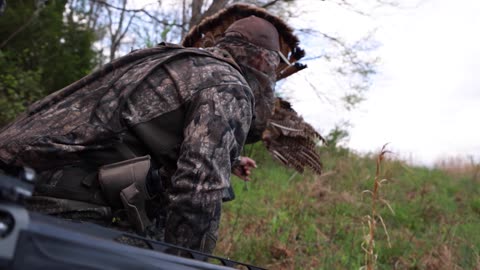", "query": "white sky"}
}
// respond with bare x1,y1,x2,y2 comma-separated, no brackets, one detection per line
286,0,480,166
